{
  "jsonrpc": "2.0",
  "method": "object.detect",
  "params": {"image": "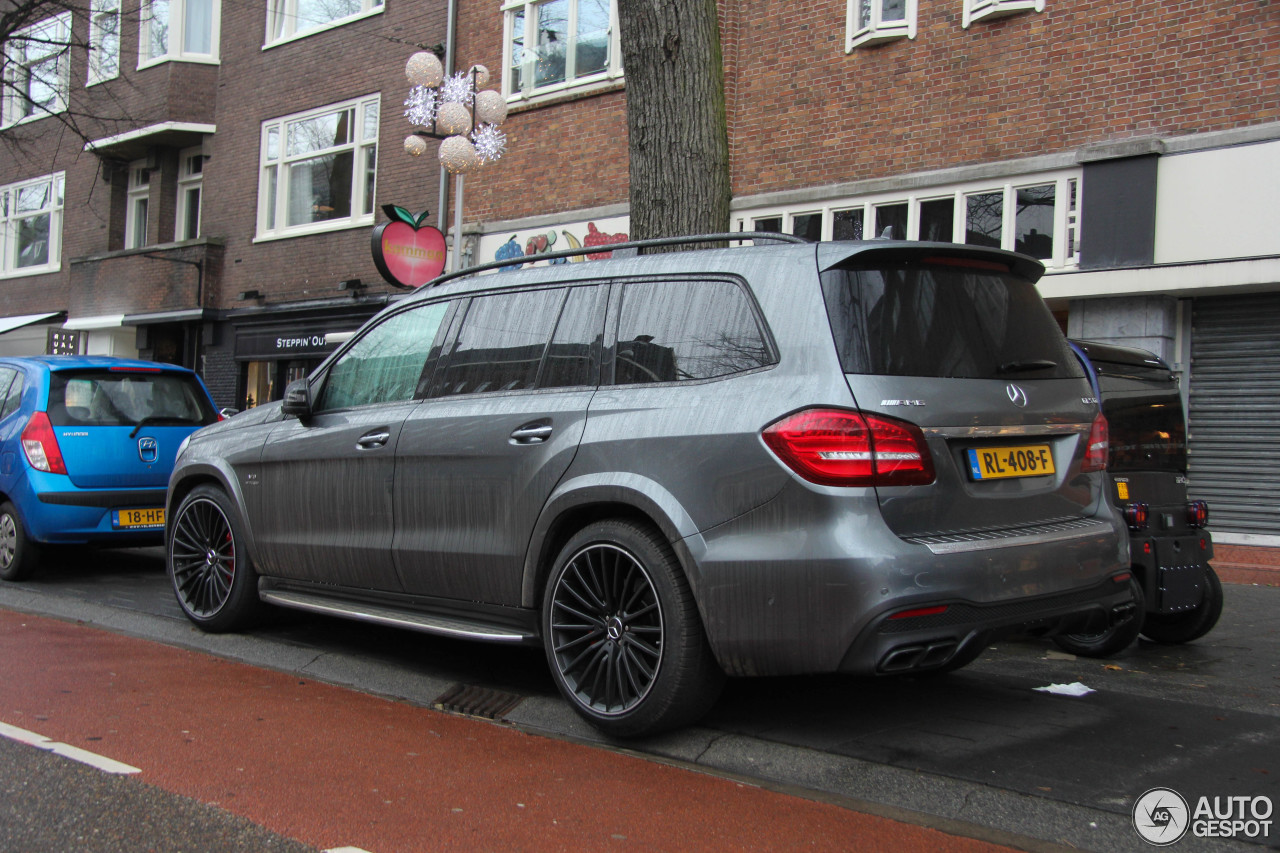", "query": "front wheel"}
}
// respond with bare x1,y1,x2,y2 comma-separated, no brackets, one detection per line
0,502,40,582
542,520,724,738
1141,565,1223,644
1052,576,1145,658
168,485,263,633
